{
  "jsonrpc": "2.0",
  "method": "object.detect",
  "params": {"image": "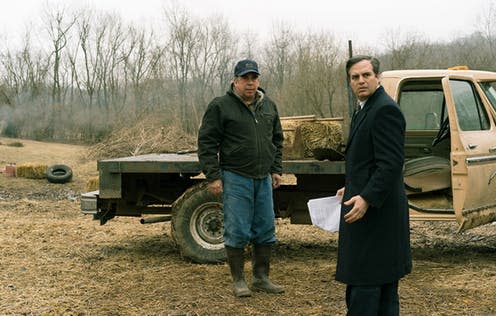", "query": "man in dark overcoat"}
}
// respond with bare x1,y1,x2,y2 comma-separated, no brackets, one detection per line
335,55,412,315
